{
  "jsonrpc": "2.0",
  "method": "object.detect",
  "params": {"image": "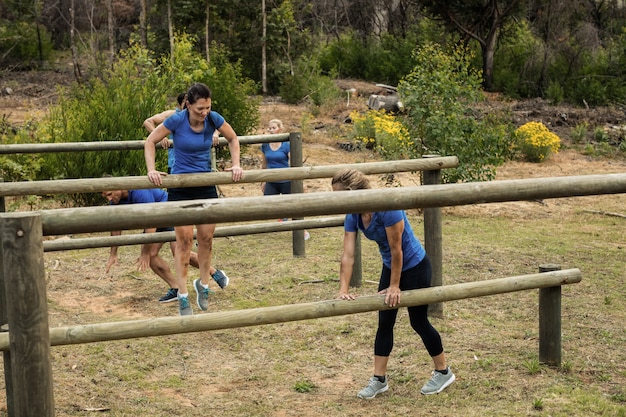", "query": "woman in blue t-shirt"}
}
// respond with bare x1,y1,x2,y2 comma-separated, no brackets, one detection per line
144,82,243,316
331,169,455,399
260,119,310,239
260,119,291,195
